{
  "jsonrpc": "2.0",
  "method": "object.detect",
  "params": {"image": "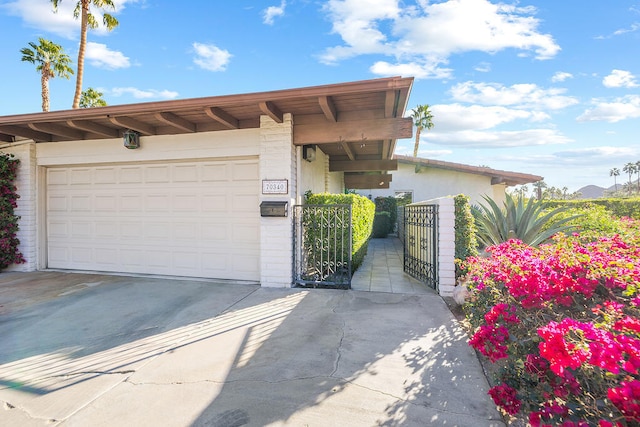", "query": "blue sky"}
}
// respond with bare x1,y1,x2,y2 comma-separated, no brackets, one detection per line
1,0,640,192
